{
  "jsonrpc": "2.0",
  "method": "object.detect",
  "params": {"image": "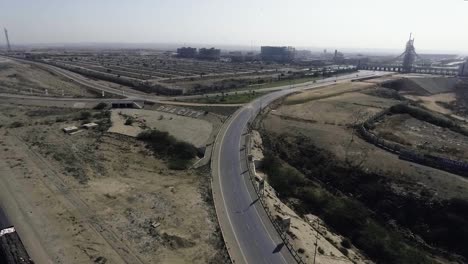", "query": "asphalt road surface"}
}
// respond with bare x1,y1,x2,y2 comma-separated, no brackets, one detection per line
212,71,390,264
0,206,12,230
0,55,390,263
